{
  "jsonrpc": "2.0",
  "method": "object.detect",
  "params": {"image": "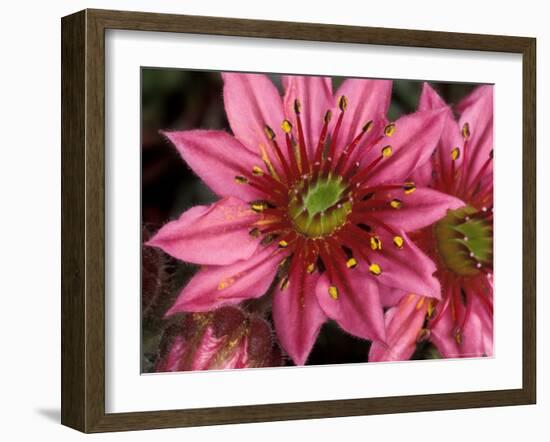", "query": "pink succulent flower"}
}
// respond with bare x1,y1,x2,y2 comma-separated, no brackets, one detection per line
149,73,462,365
156,306,281,371
370,84,494,361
